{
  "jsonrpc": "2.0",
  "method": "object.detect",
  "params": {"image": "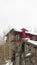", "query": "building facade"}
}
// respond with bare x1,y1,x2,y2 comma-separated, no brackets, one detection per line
5,28,37,65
